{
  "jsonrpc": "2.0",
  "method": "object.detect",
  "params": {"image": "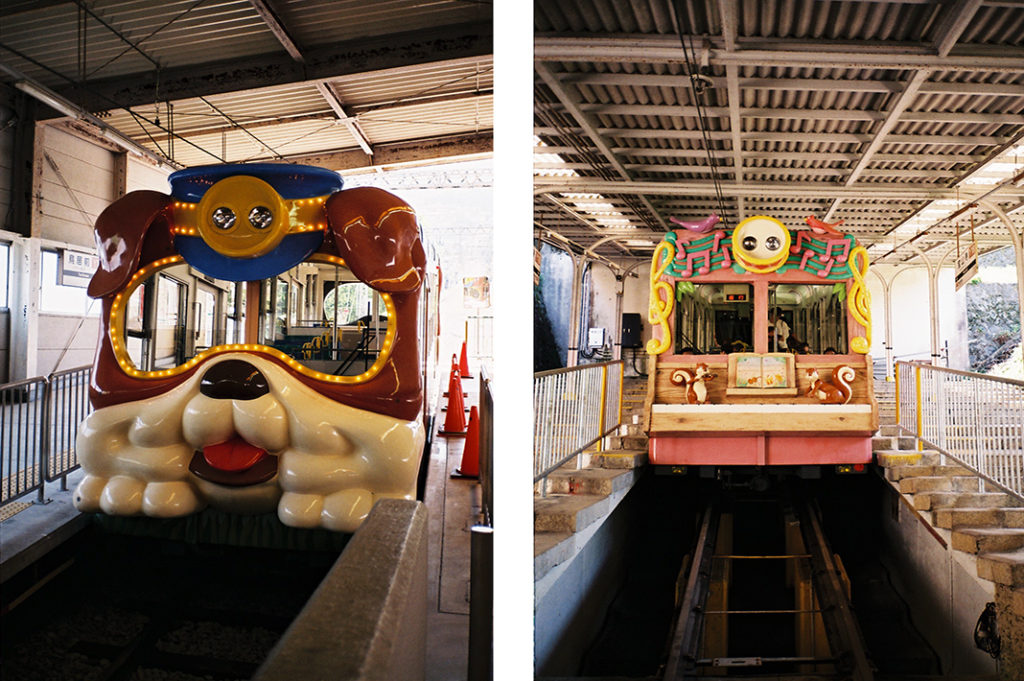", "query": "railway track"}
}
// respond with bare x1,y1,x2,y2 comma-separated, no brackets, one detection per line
663,491,874,681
